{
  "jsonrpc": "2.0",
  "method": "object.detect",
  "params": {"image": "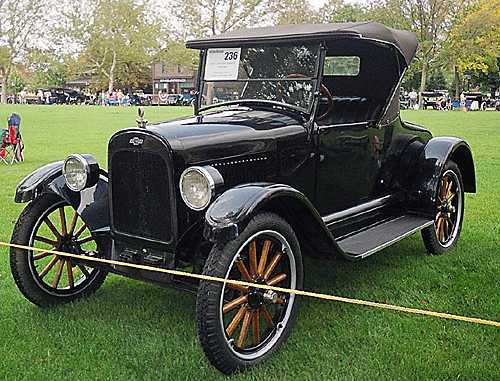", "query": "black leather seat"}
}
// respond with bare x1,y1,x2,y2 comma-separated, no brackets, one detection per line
318,96,382,125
